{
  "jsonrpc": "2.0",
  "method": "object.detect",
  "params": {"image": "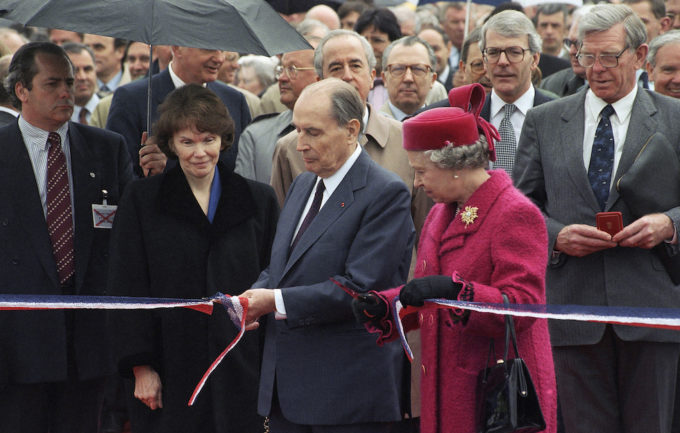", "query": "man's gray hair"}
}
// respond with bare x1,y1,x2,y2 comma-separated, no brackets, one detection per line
297,18,330,42
480,10,542,54
578,4,647,50
381,36,437,72
238,55,277,89
426,136,490,170
303,78,364,131
314,29,376,77
647,29,680,66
